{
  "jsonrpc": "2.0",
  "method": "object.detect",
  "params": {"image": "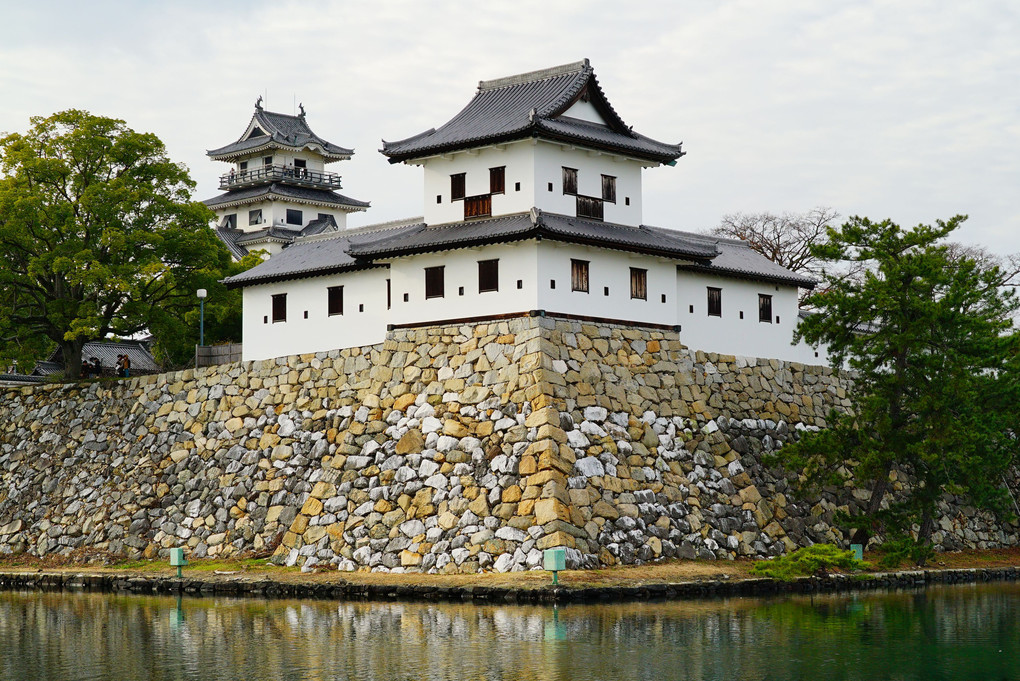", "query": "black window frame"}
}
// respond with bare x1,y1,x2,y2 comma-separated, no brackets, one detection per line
489,166,505,195
758,294,773,323
293,158,307,169
478,259,499,293
562,167,578,195
248,208,262,226
571,259,589,293
425,266,445,299
328,285,344,316
263,156,273,167
450,173,466,201
271,293,287,323
286,208,303,226
630,267,647,300
707,287,722,317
